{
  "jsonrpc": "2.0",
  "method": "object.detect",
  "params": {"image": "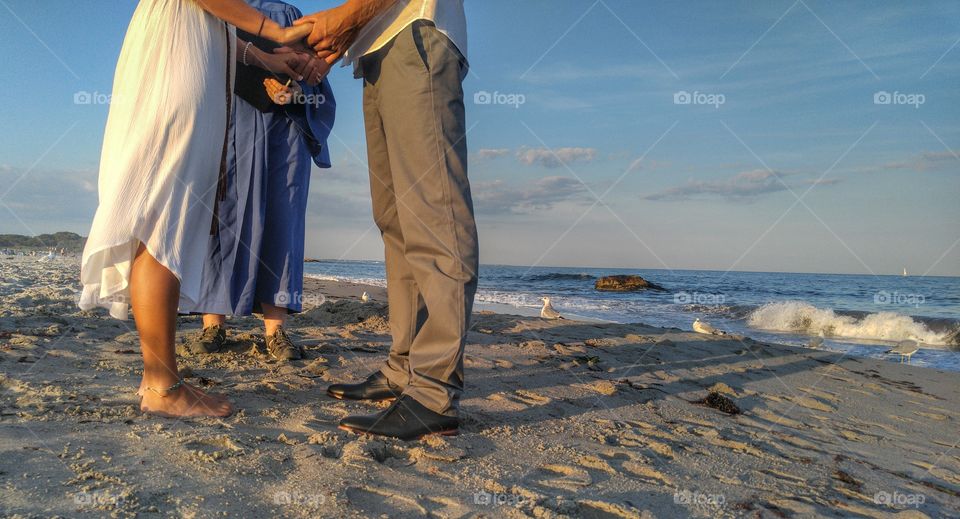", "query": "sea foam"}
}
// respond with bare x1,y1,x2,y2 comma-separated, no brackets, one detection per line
747,301,952,346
